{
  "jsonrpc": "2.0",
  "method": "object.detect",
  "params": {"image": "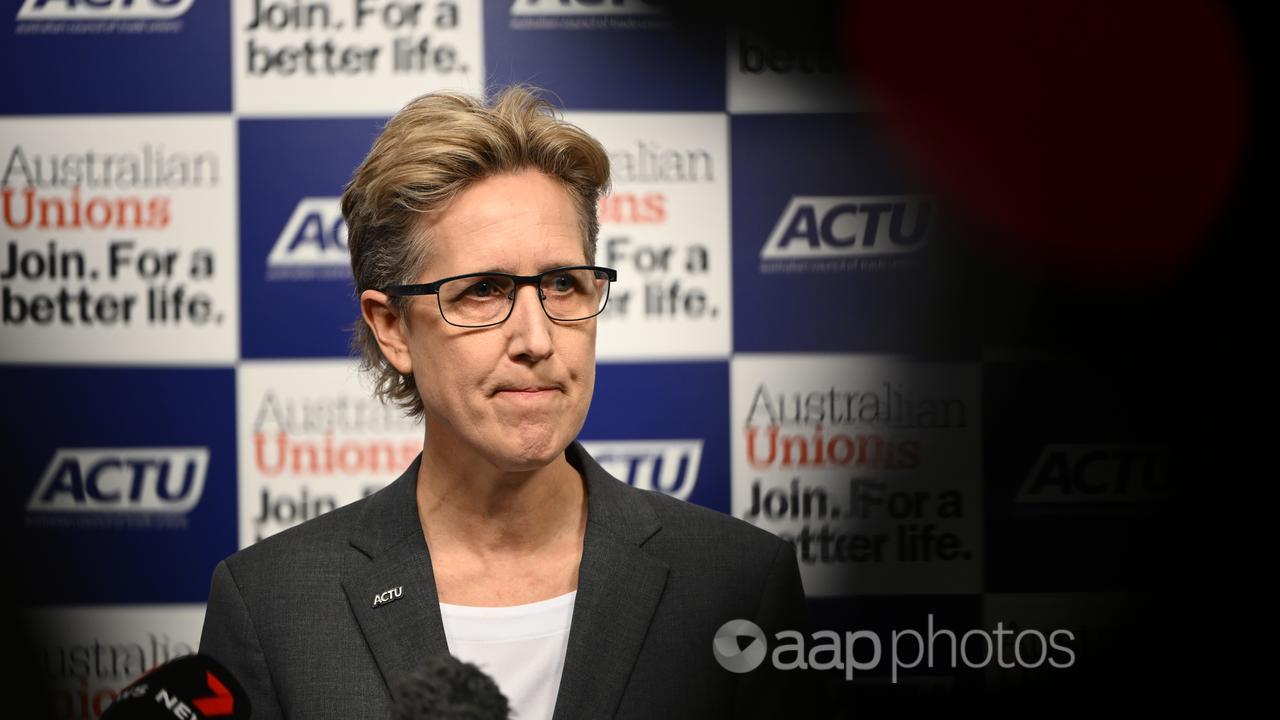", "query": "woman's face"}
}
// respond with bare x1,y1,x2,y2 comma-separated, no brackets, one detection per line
396,169,597,471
